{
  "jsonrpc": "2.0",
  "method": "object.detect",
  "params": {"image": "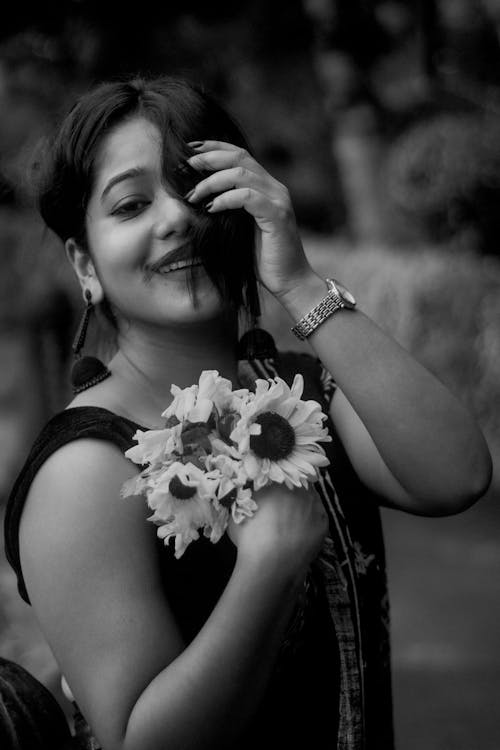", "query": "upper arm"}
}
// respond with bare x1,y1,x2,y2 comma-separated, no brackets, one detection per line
19,439,185,750
329,387,416,511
